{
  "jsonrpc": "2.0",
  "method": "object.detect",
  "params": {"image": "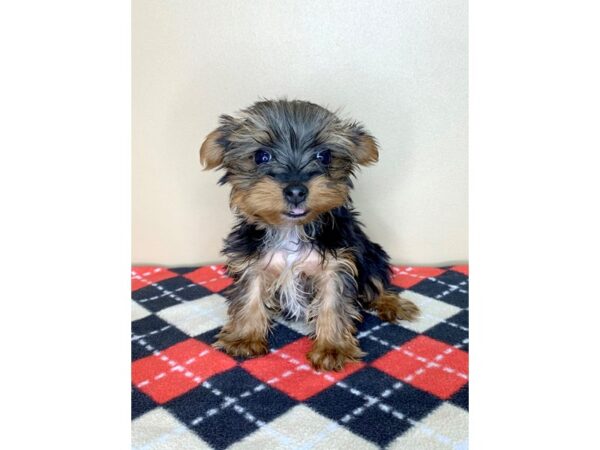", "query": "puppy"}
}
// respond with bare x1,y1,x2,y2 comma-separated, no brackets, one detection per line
200,99,419,371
